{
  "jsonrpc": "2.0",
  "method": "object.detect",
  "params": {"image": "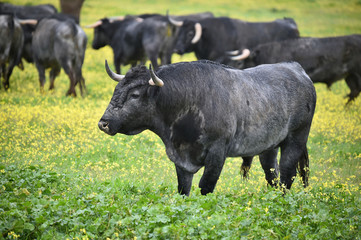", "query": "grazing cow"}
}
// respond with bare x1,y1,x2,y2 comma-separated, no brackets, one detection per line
229,35,361,103
140,12,214,69
89,17,146,74
32,16,87,96
98,60,316,196
88,12,214,74
0,14,24,90
173,17,299,64
0,3,57,63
